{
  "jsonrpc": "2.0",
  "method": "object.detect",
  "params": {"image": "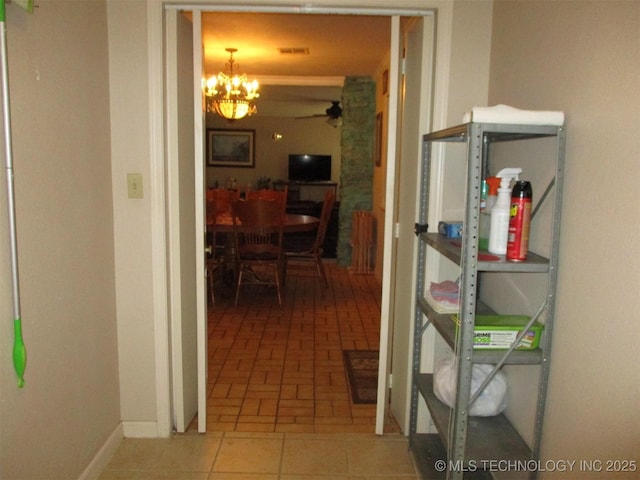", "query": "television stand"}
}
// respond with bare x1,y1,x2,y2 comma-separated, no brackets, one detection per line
274,181,337,202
